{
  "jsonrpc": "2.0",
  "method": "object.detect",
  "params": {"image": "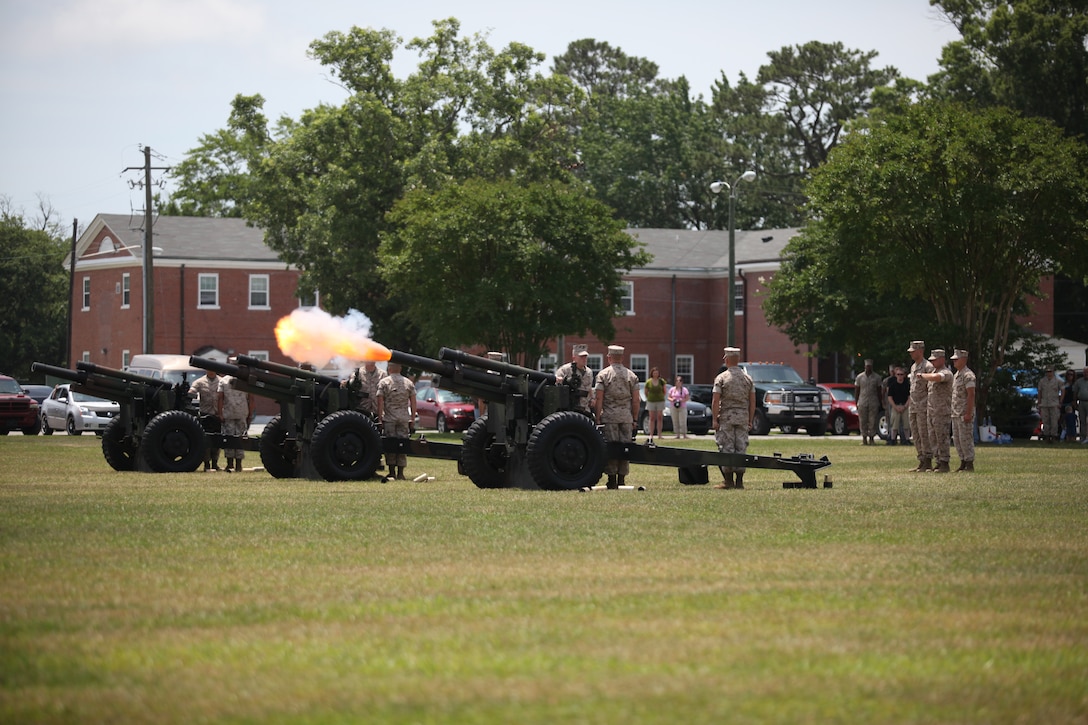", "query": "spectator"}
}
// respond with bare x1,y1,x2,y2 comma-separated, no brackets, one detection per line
1037,366,1064,443
555,345,594,415
949,349,976,472
667,375,691,438
376,362,416,482
1073,367,1088,444
190,368,221,472
854,358,883,445
920,349,954,474
594,345,641,489
644,366,667,446
711,346,755,490
906,341,935,472
885,365,911,445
